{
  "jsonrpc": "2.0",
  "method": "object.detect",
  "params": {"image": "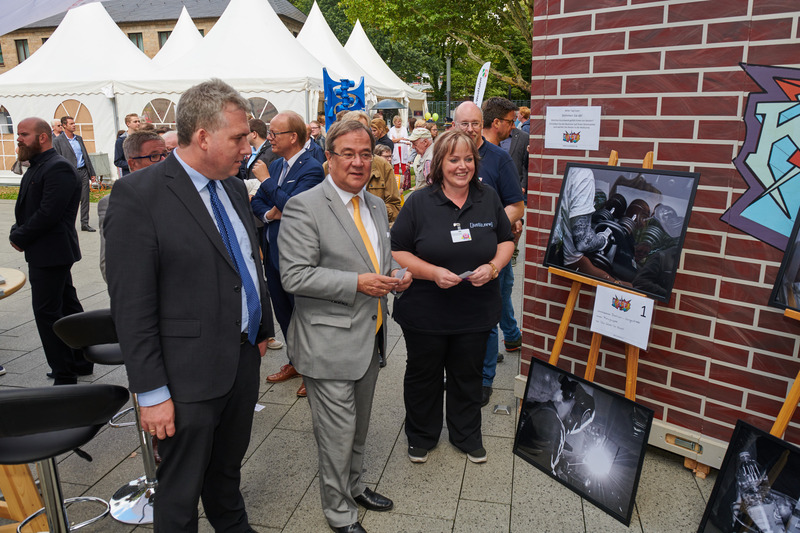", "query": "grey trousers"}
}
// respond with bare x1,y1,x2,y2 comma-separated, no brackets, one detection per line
304,340,380,528
76,165,90,226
